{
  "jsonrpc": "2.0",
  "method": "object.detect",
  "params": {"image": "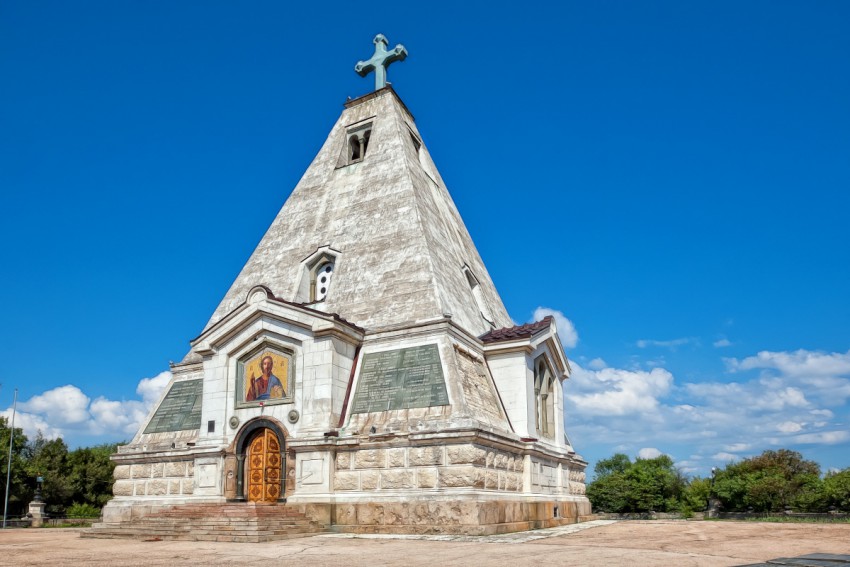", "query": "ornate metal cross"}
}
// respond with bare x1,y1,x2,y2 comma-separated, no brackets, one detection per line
355,34,408,91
